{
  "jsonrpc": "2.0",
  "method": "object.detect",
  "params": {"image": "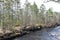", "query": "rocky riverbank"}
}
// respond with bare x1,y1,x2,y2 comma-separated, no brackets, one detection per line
0,23,60,40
